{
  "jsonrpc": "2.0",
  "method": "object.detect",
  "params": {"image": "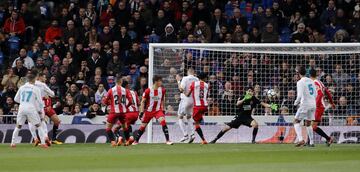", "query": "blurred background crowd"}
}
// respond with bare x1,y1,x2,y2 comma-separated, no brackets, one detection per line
0,0,359,125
